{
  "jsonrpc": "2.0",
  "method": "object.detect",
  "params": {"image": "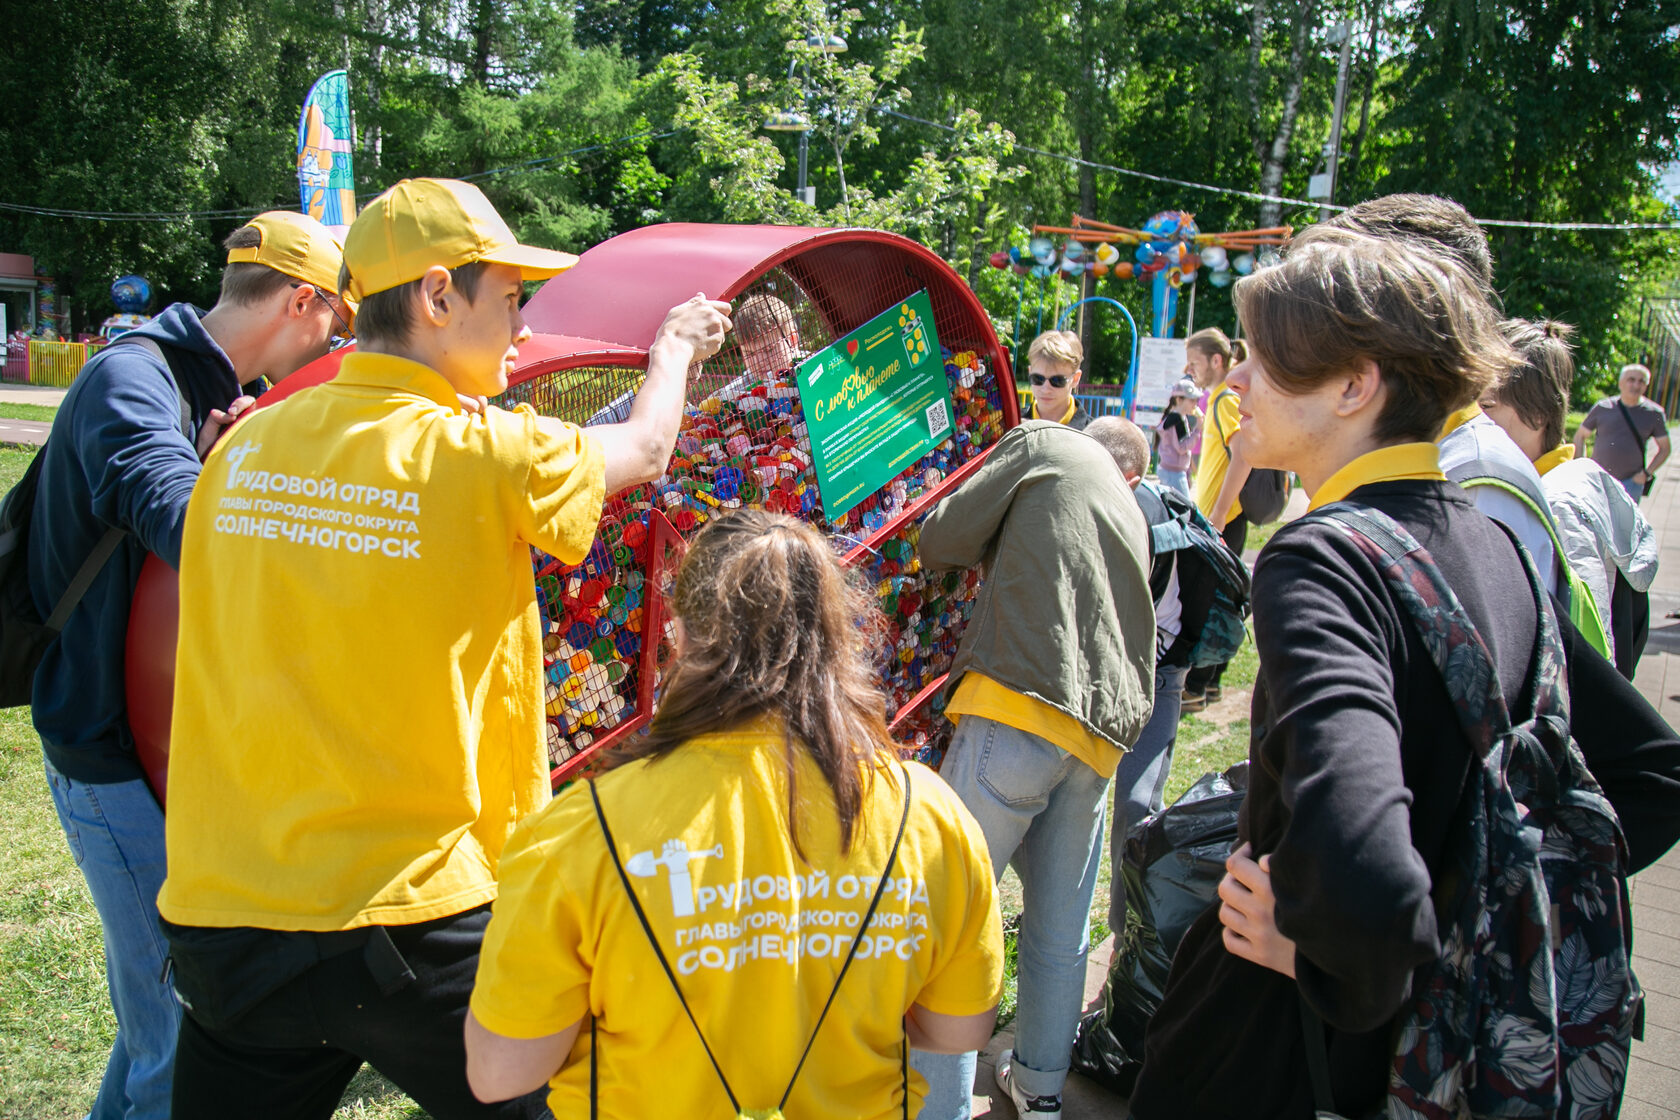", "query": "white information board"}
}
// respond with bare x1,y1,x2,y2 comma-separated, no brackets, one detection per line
1133,336,1188,426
